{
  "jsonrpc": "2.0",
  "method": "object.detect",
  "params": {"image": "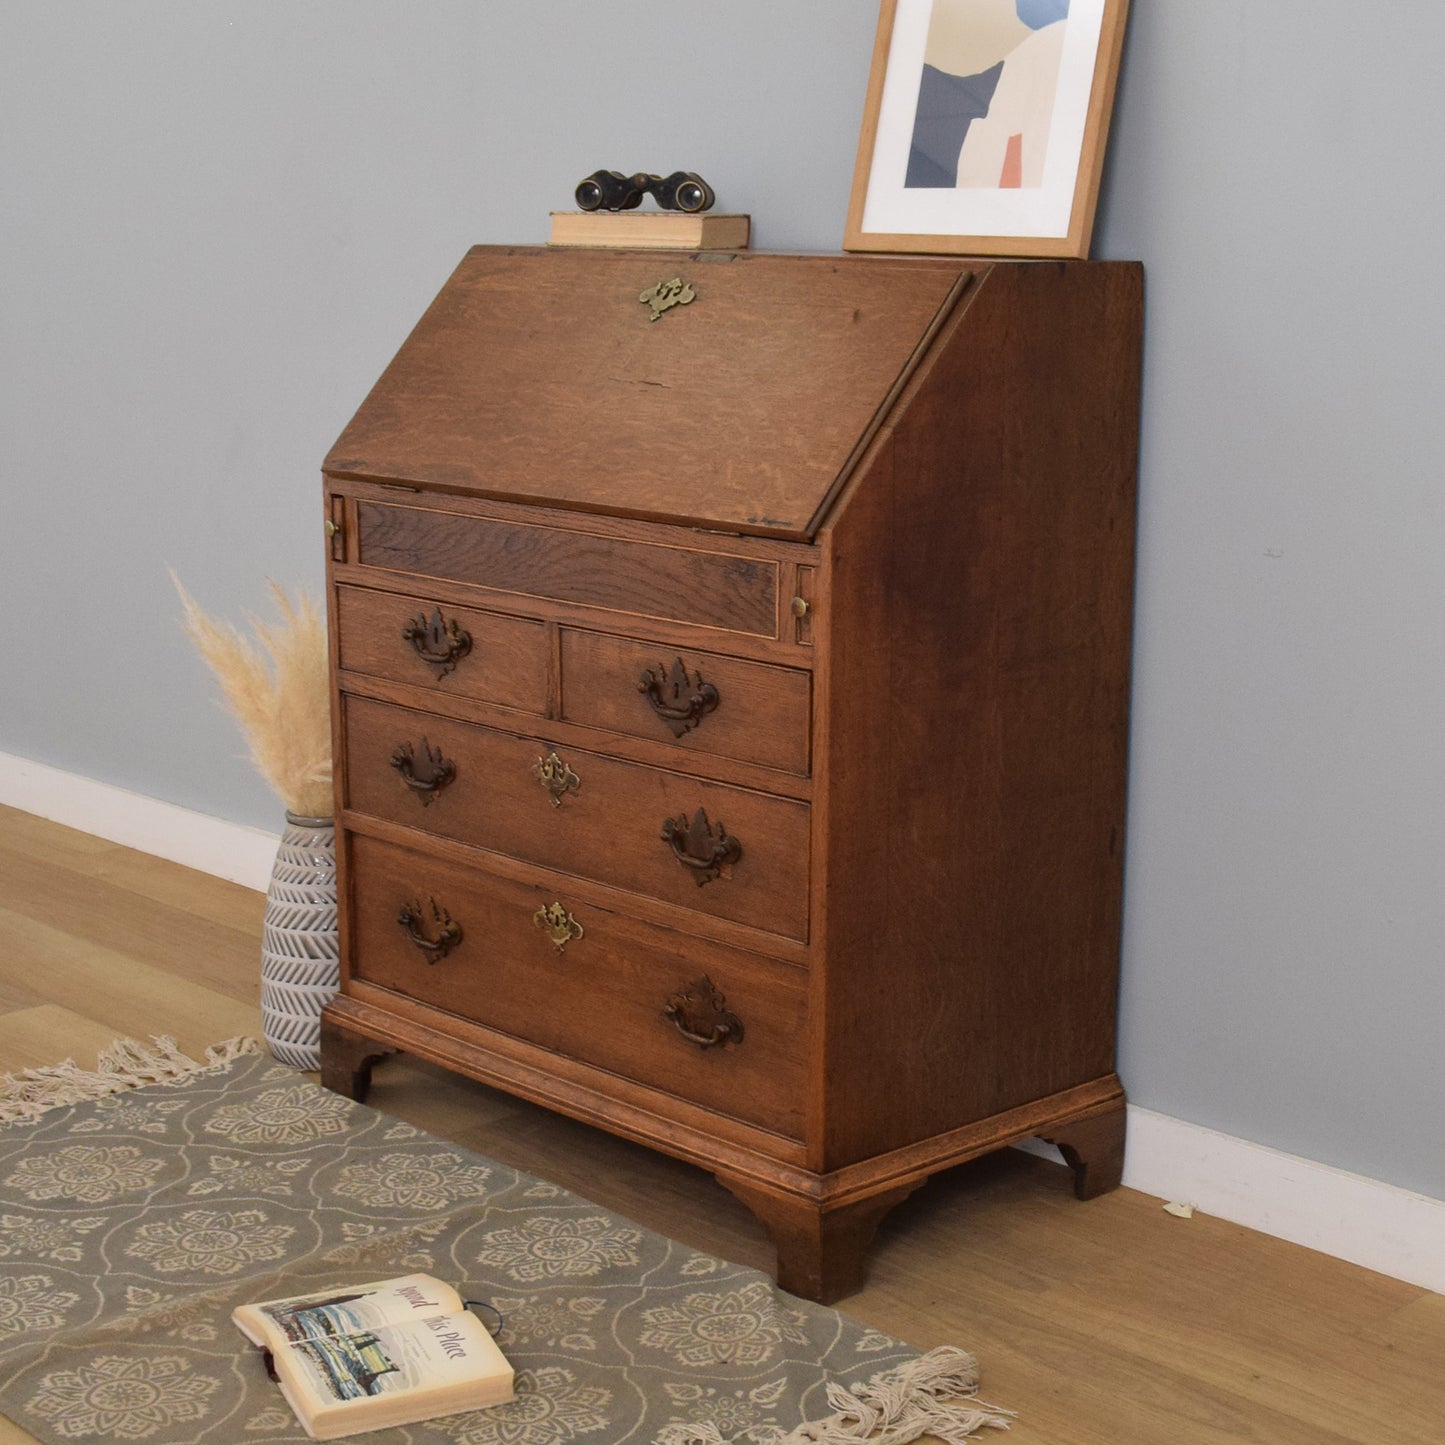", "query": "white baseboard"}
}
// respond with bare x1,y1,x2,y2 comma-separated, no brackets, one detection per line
1019,1107,1445,1295
3,750,1441,1295
0,751,278,891
1123,1107,1445,1294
